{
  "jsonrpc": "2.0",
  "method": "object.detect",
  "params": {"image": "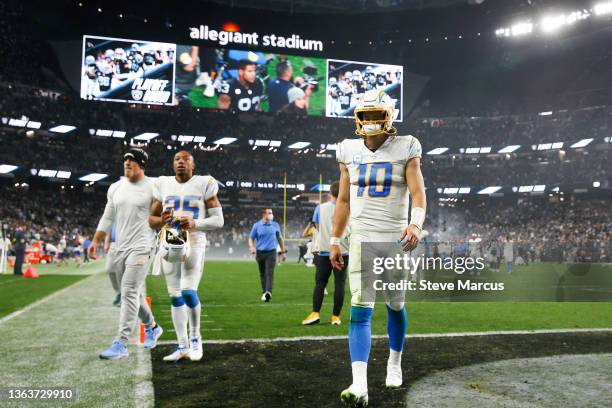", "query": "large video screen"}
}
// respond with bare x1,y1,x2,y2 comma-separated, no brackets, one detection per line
175,46,326,115
326,59,403,121
81,35,176,105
